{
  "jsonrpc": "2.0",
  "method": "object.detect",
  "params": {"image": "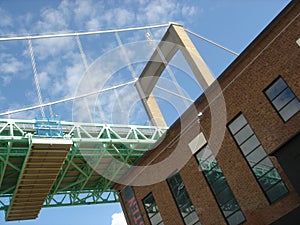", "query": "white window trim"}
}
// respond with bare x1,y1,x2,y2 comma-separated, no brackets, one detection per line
188,132,207,154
